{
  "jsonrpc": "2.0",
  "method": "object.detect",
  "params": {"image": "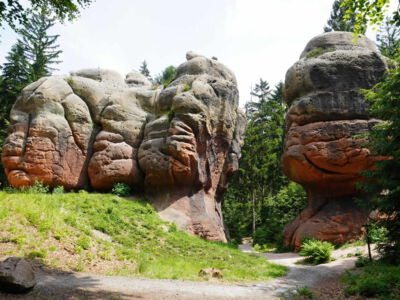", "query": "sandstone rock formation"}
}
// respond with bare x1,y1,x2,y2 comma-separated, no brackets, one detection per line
0,257,36,293
2,54,245,242
281,32,388,250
